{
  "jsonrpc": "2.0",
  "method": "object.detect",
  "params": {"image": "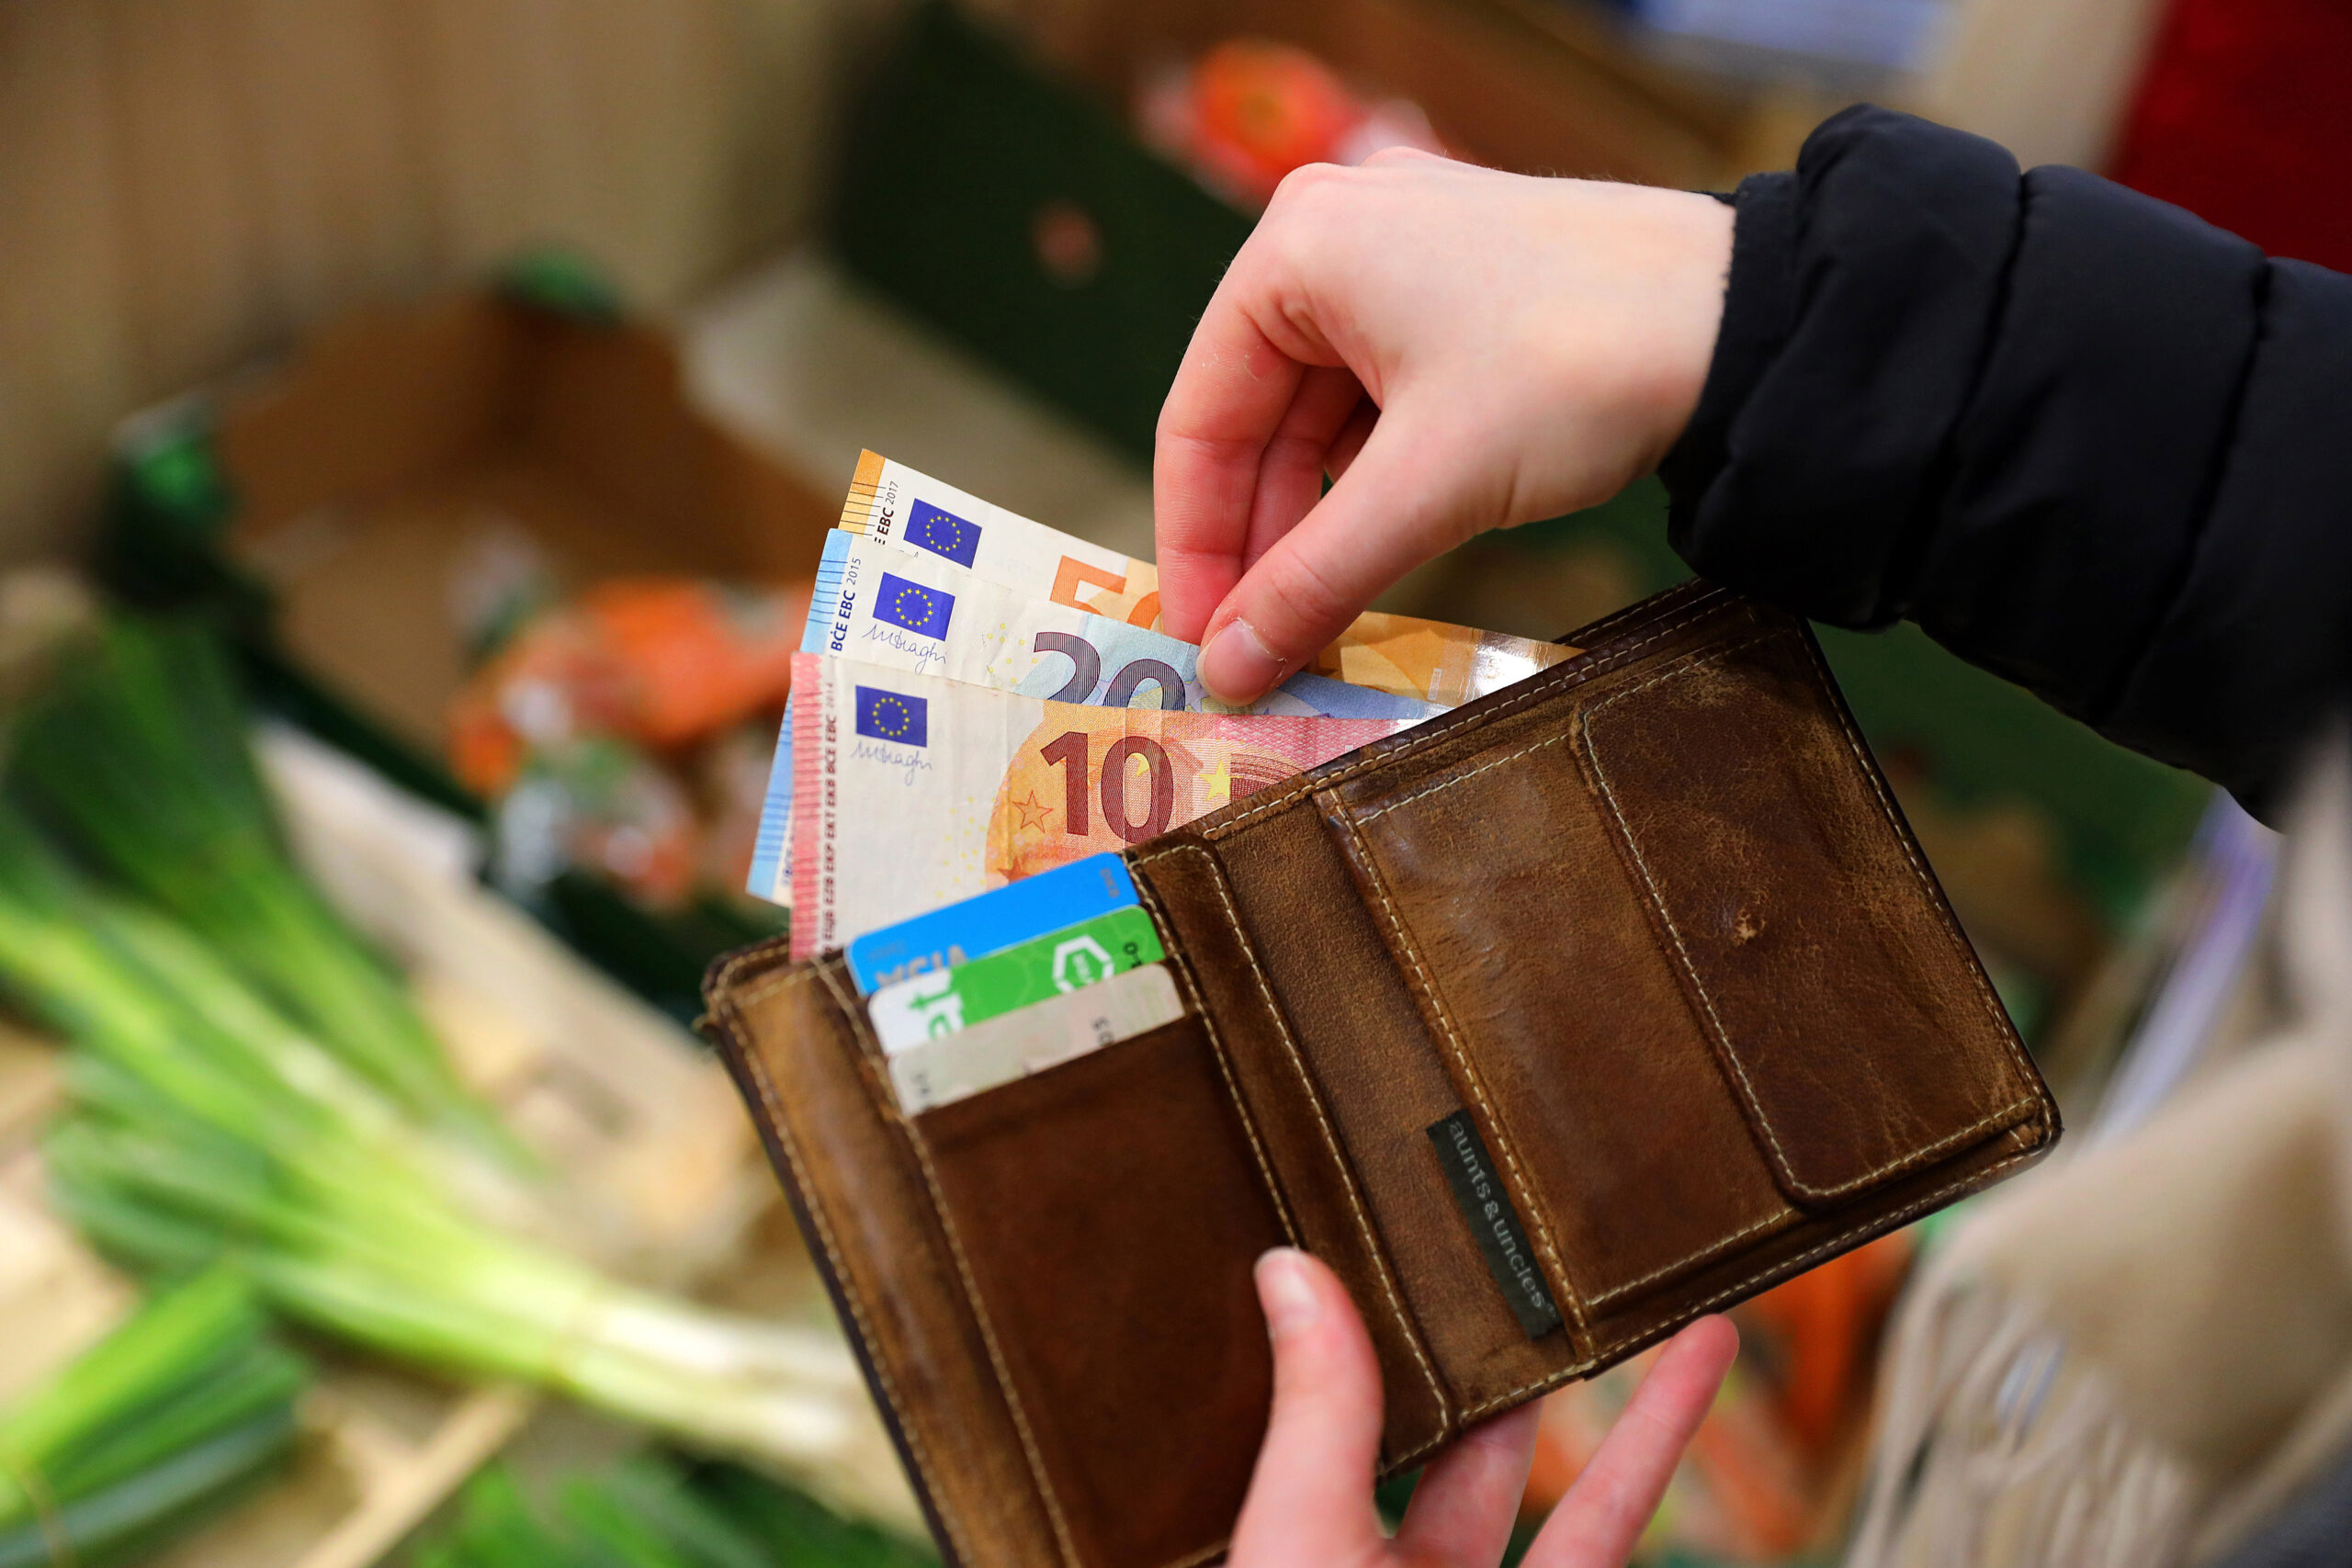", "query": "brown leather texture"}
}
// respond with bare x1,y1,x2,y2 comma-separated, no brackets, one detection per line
701,581,2061,1568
